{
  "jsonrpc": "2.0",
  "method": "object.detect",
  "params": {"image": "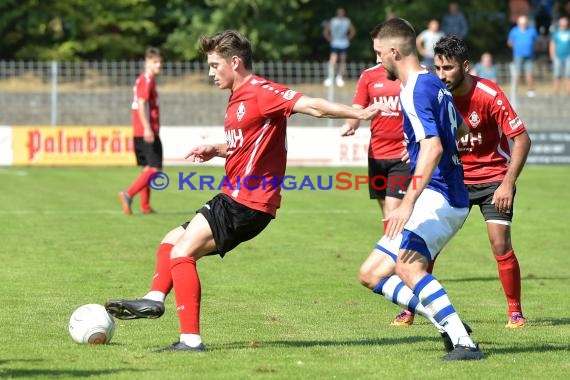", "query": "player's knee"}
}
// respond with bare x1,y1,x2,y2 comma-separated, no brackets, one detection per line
490,239,511,256
358,266,380,289
161,226,185,245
